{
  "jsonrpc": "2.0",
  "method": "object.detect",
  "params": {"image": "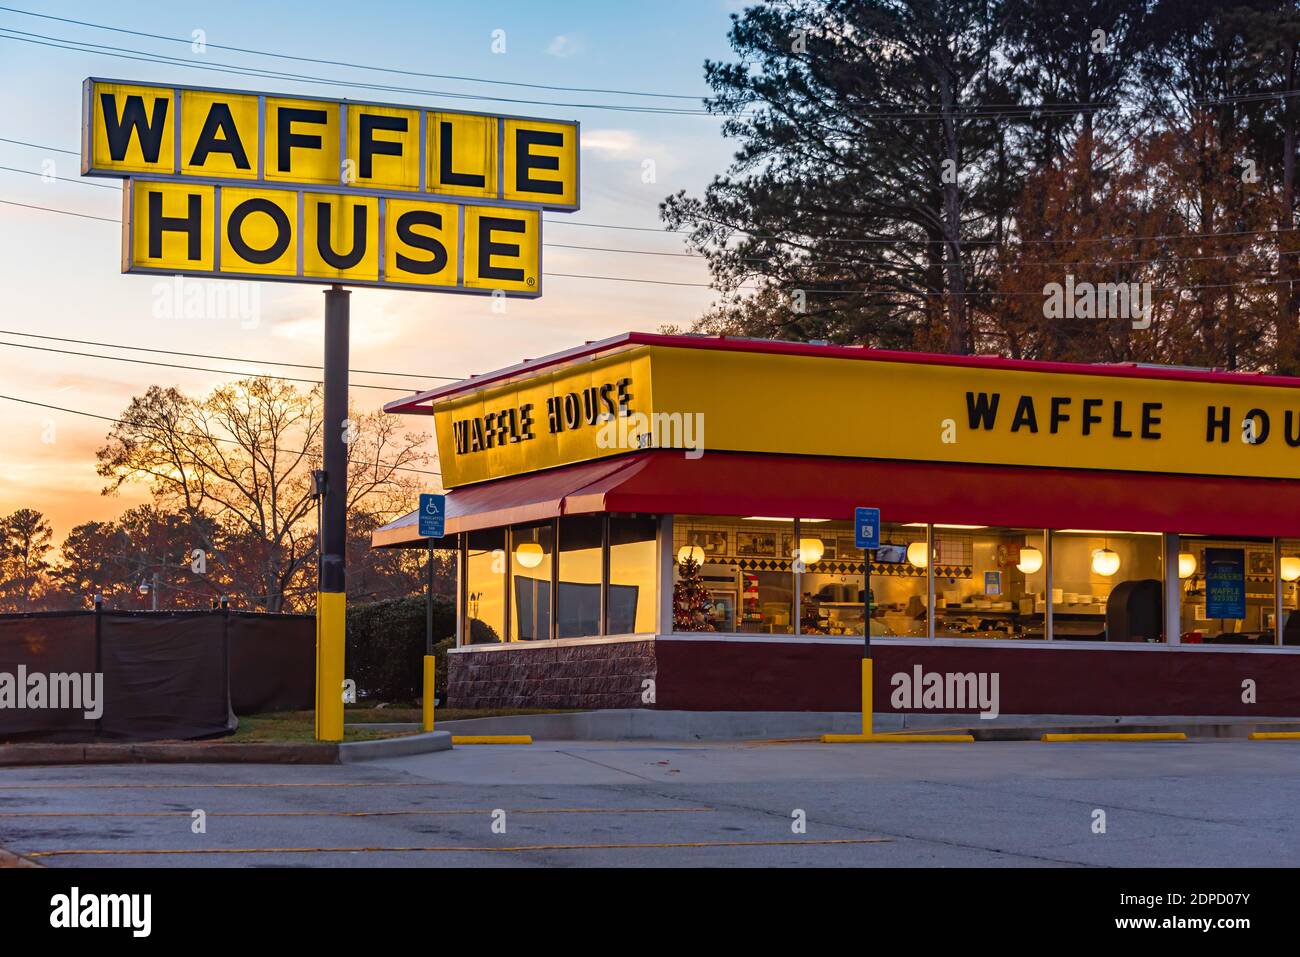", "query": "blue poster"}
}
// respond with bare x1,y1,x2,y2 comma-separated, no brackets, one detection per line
984,571,1002,596
1204,548,1246,619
